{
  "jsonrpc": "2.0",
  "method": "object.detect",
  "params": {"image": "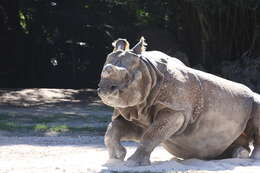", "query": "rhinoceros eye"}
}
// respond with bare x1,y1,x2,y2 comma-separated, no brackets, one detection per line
123,56,140,68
